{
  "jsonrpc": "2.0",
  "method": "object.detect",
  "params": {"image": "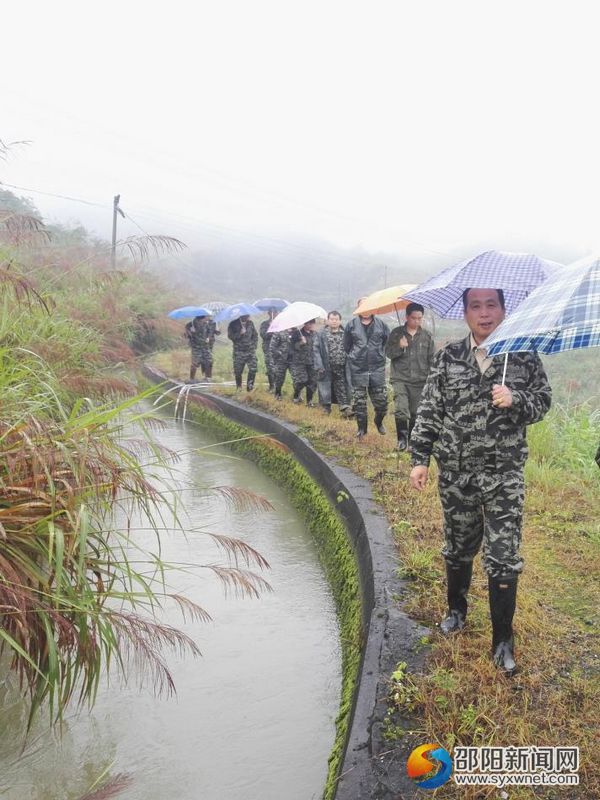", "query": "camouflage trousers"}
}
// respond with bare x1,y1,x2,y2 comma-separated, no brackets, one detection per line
351,384,388,424
330,364,351,409
191,346,212,372
272,360,289,394
233,350,258,385
391,381,424,422
263,347,275,386
290,363,317,399
438,469,525,578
